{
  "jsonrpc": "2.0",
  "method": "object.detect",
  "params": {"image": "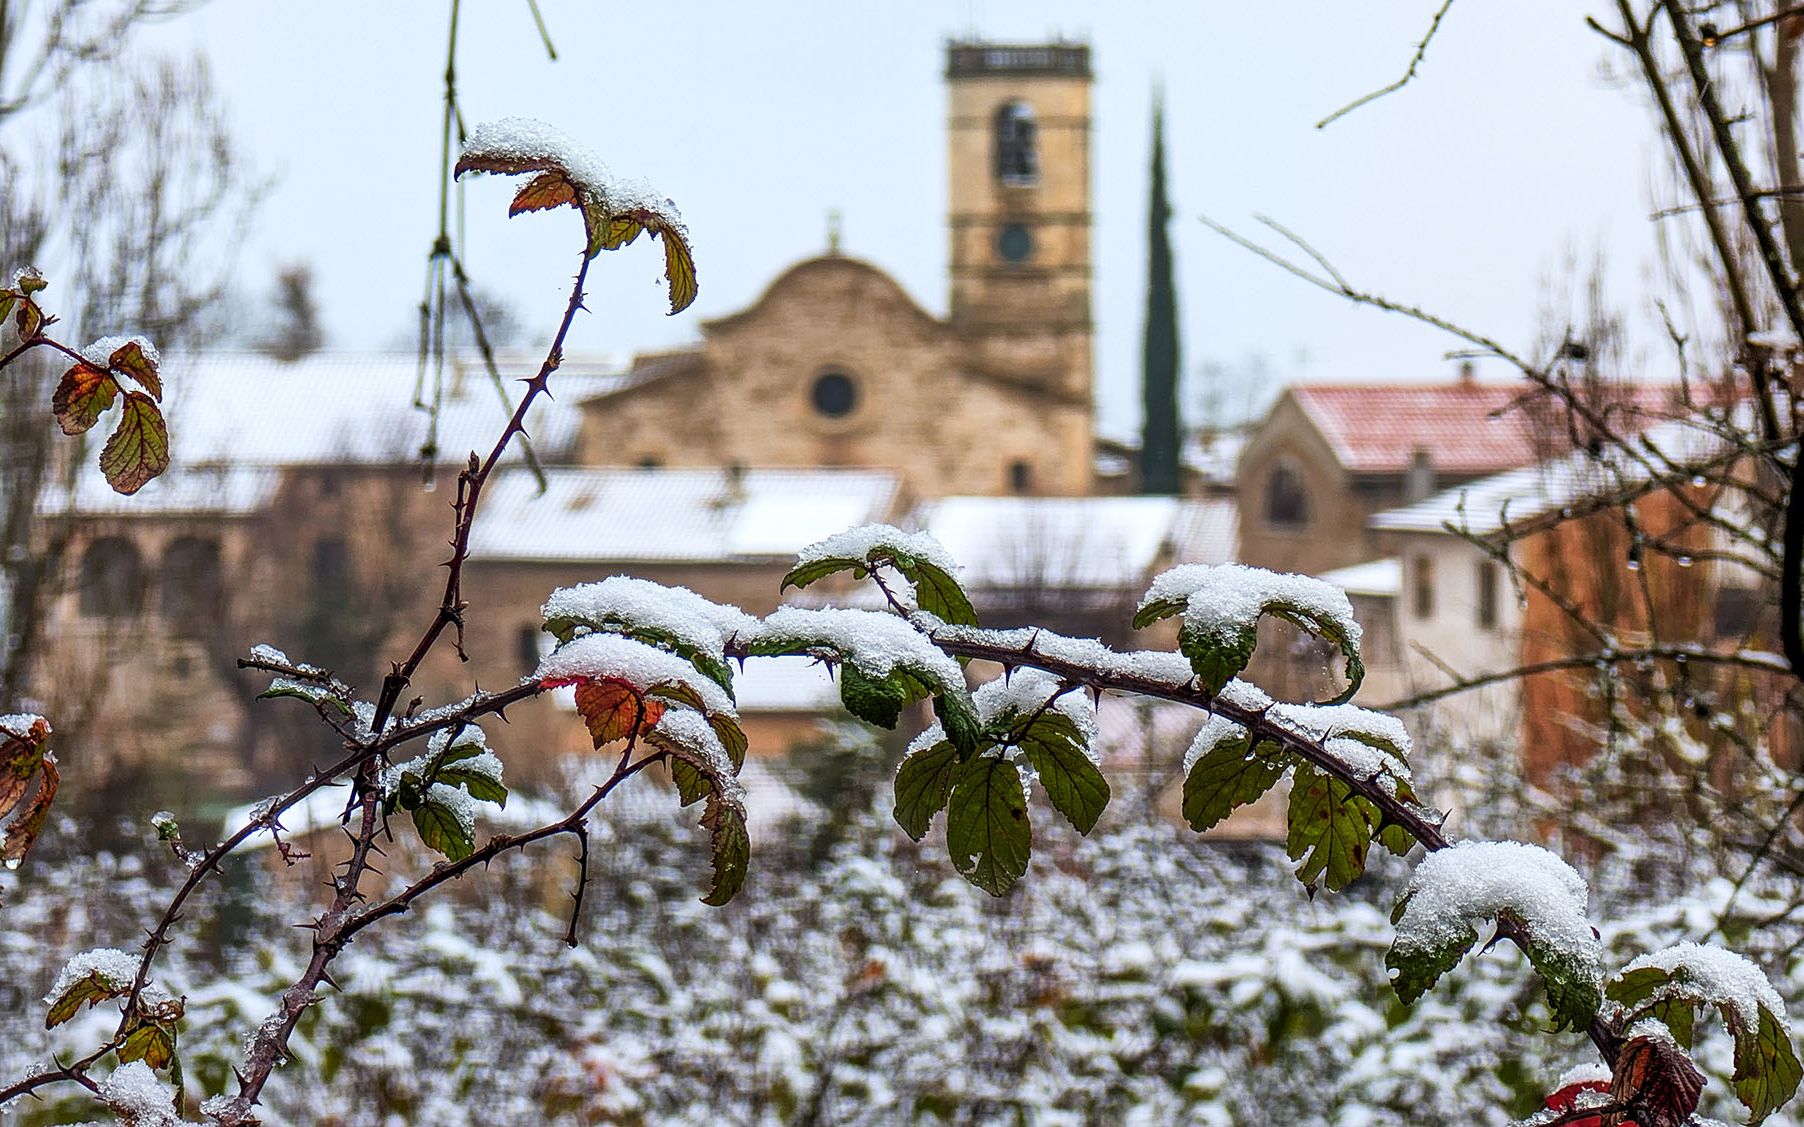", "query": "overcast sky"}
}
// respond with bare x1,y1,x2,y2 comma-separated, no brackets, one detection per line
133,1,1667,438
